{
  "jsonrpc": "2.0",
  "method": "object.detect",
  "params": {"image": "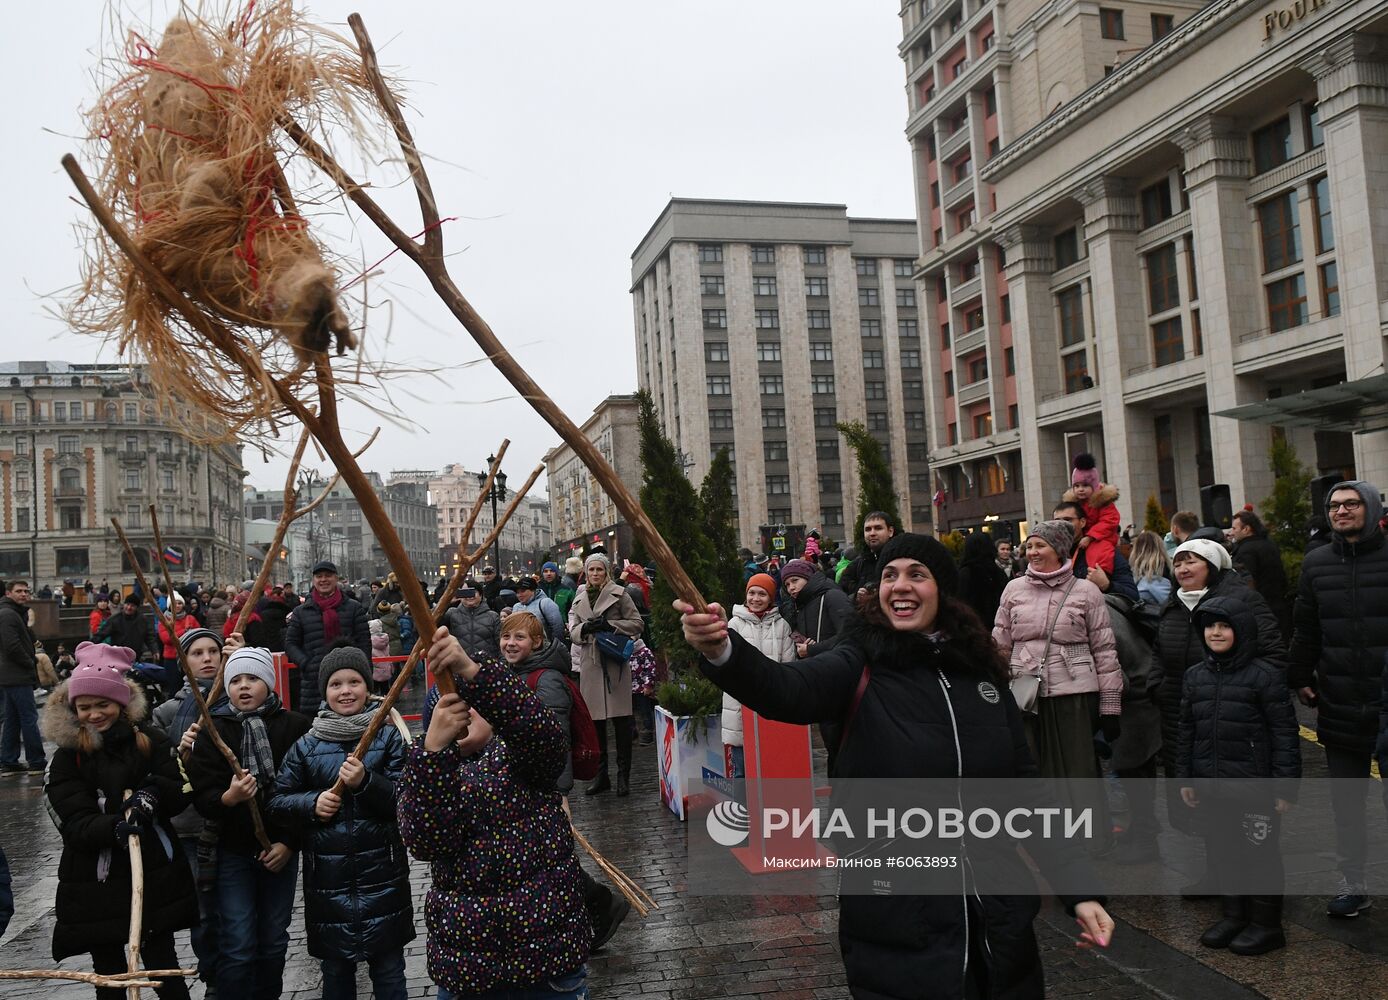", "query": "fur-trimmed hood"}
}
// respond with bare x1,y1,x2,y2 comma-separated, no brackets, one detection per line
41,677,149,750
1062,482,1120,508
